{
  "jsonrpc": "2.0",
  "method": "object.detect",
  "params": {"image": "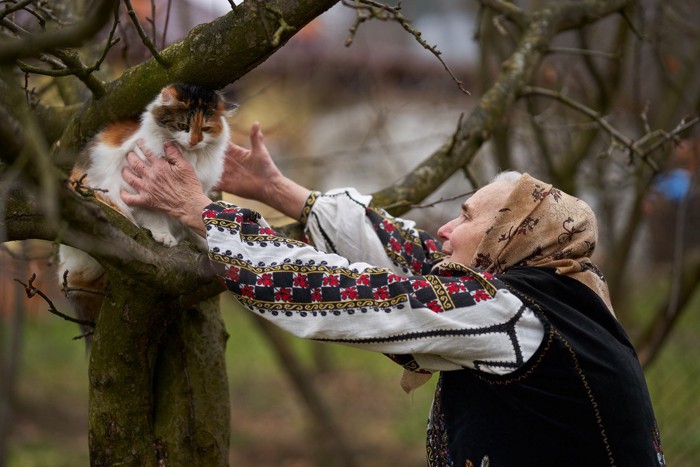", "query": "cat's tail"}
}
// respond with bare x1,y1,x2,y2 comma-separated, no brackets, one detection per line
57,245,108,349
